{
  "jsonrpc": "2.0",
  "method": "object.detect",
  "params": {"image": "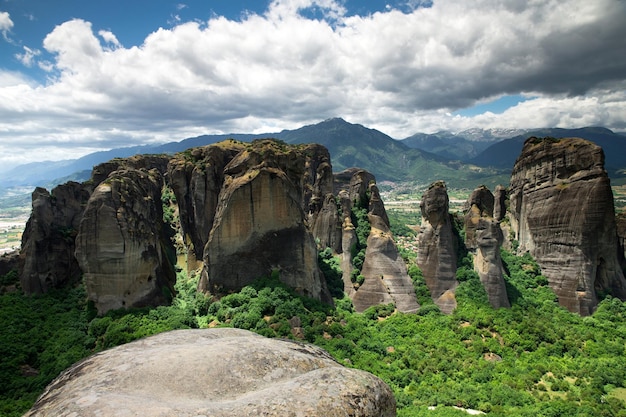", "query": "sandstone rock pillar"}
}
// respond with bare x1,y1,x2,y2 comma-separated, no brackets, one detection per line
417,181,458,313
